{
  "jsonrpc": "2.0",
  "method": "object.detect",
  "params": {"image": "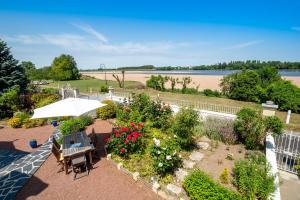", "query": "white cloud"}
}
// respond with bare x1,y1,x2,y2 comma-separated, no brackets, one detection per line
291,26,300,32
71,23,108,43
224,40,263,50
